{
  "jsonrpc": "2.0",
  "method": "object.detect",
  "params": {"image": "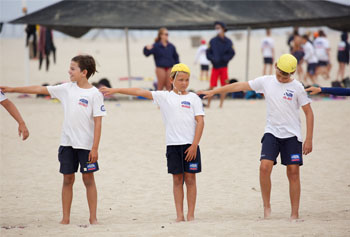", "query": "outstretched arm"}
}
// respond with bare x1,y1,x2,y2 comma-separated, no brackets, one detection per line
302,103,313,155
1,99,29,140
99,87,153,100
0,86,49,95
198,81,252,98
185,115,204,161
